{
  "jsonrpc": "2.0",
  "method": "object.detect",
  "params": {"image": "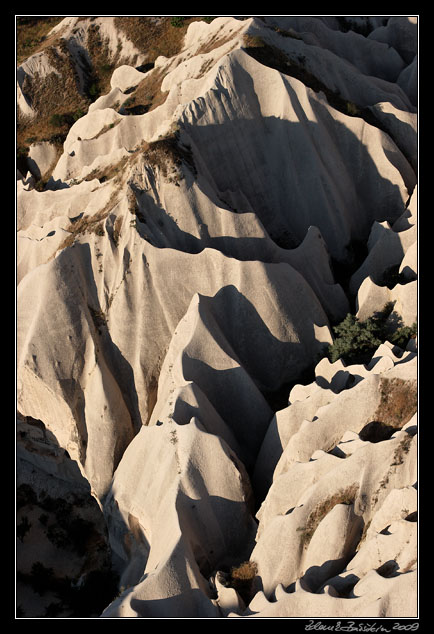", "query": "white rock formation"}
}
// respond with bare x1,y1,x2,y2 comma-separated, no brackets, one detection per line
248,350,417,616
101,418,256,618
26,142,58,181
16,16,418,619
